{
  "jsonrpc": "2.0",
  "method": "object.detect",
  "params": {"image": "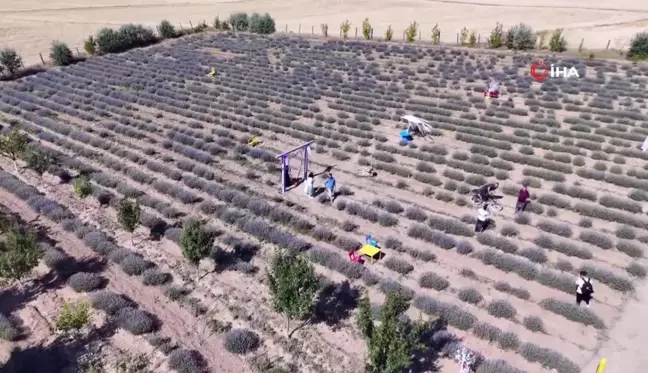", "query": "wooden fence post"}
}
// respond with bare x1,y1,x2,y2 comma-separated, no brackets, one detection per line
285,24,288,33
76,47,80,56
478,34,481,45
312,25,314,35
179,23,183,31
339,26,342,37
39,53,45,65
156,26,160,35
299,24,301,33
189,21,194,30
355,27,358,39
606,40,611,50
371,28,373,39
419,30,421,40
578,38,584,52
403,31,405,41
456,33,459,45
